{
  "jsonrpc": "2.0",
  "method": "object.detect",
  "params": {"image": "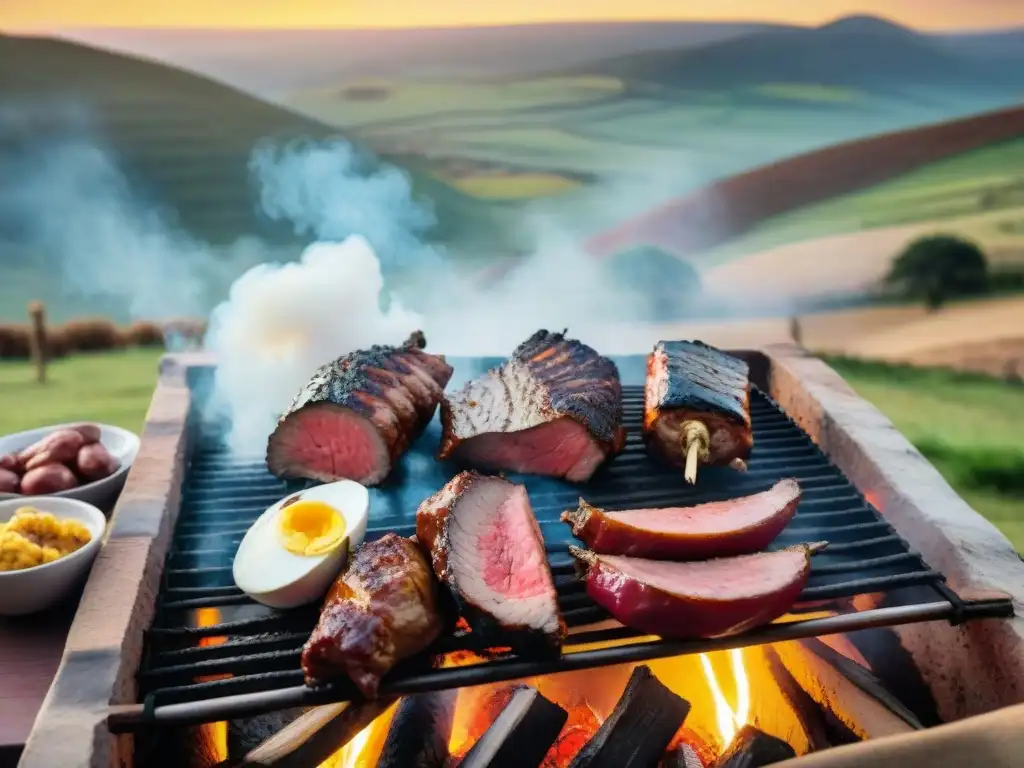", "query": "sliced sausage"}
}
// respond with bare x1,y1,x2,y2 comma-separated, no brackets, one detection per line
76,443,120,481
20,464,79,495
22,430,86,472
